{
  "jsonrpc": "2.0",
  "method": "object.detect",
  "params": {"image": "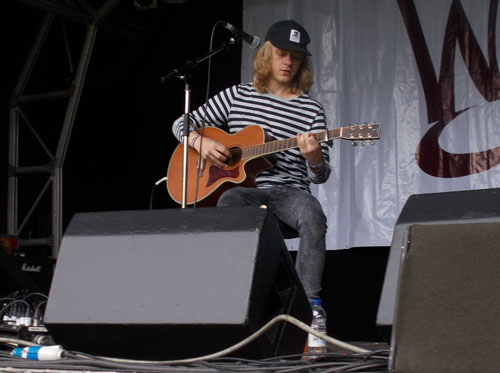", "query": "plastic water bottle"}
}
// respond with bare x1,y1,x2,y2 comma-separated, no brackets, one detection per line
307,298,328,354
